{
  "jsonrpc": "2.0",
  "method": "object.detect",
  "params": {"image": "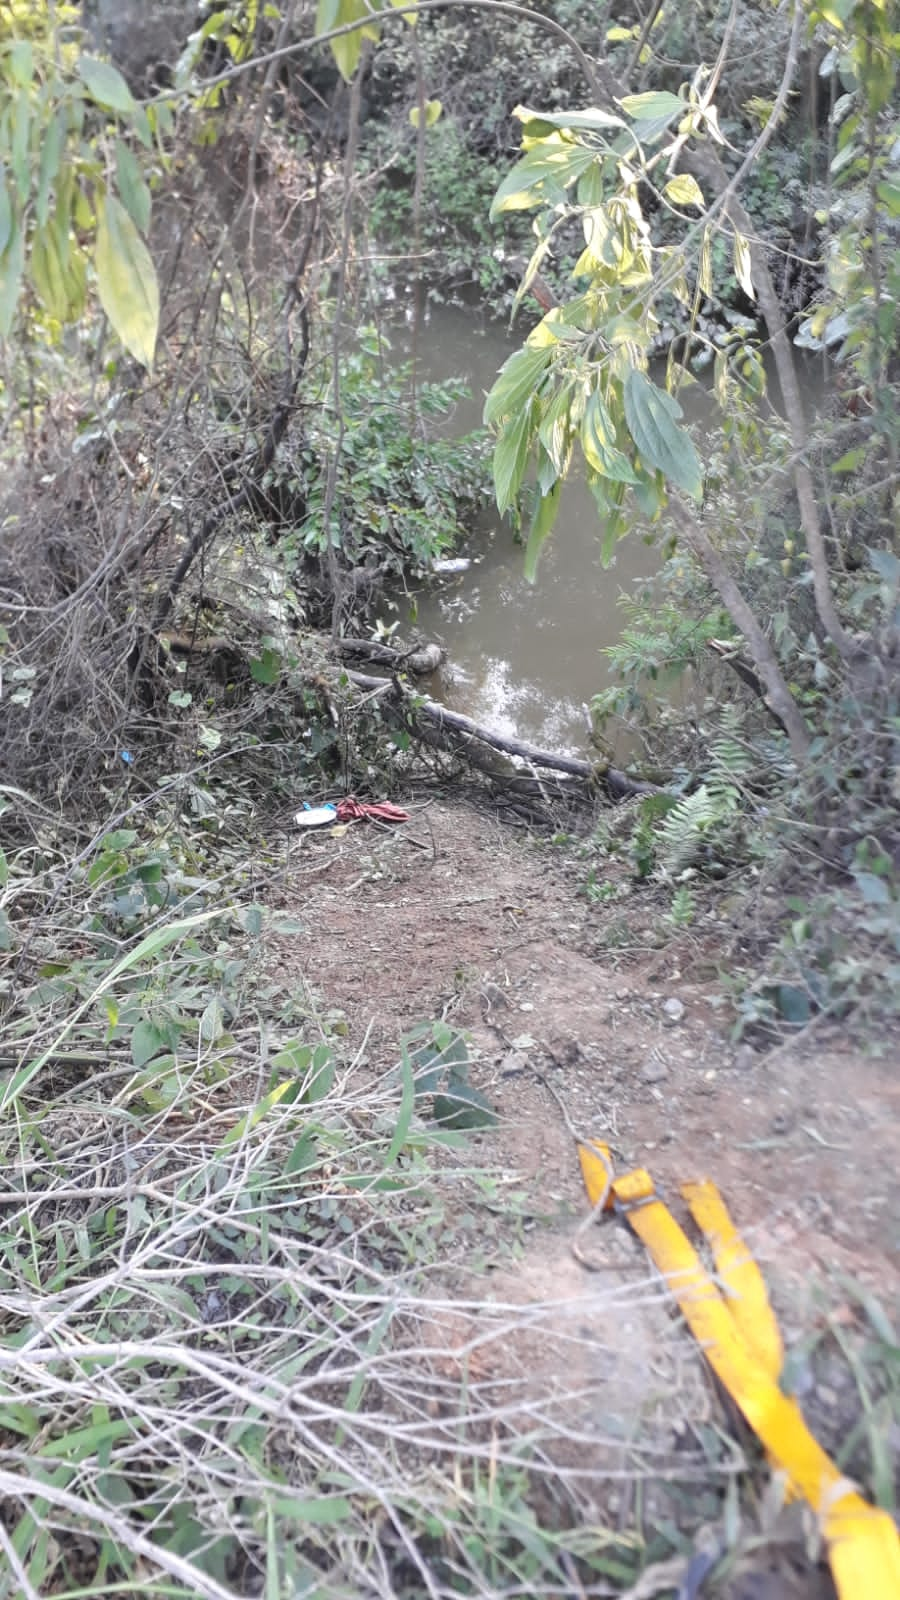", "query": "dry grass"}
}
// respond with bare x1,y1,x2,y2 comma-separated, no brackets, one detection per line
0,817,736,1599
